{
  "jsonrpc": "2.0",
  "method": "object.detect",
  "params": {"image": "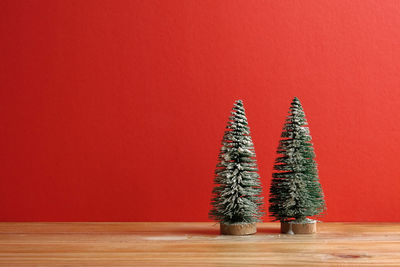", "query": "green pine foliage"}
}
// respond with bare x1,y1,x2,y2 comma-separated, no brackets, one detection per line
269,97,325,222
209,100,264,224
